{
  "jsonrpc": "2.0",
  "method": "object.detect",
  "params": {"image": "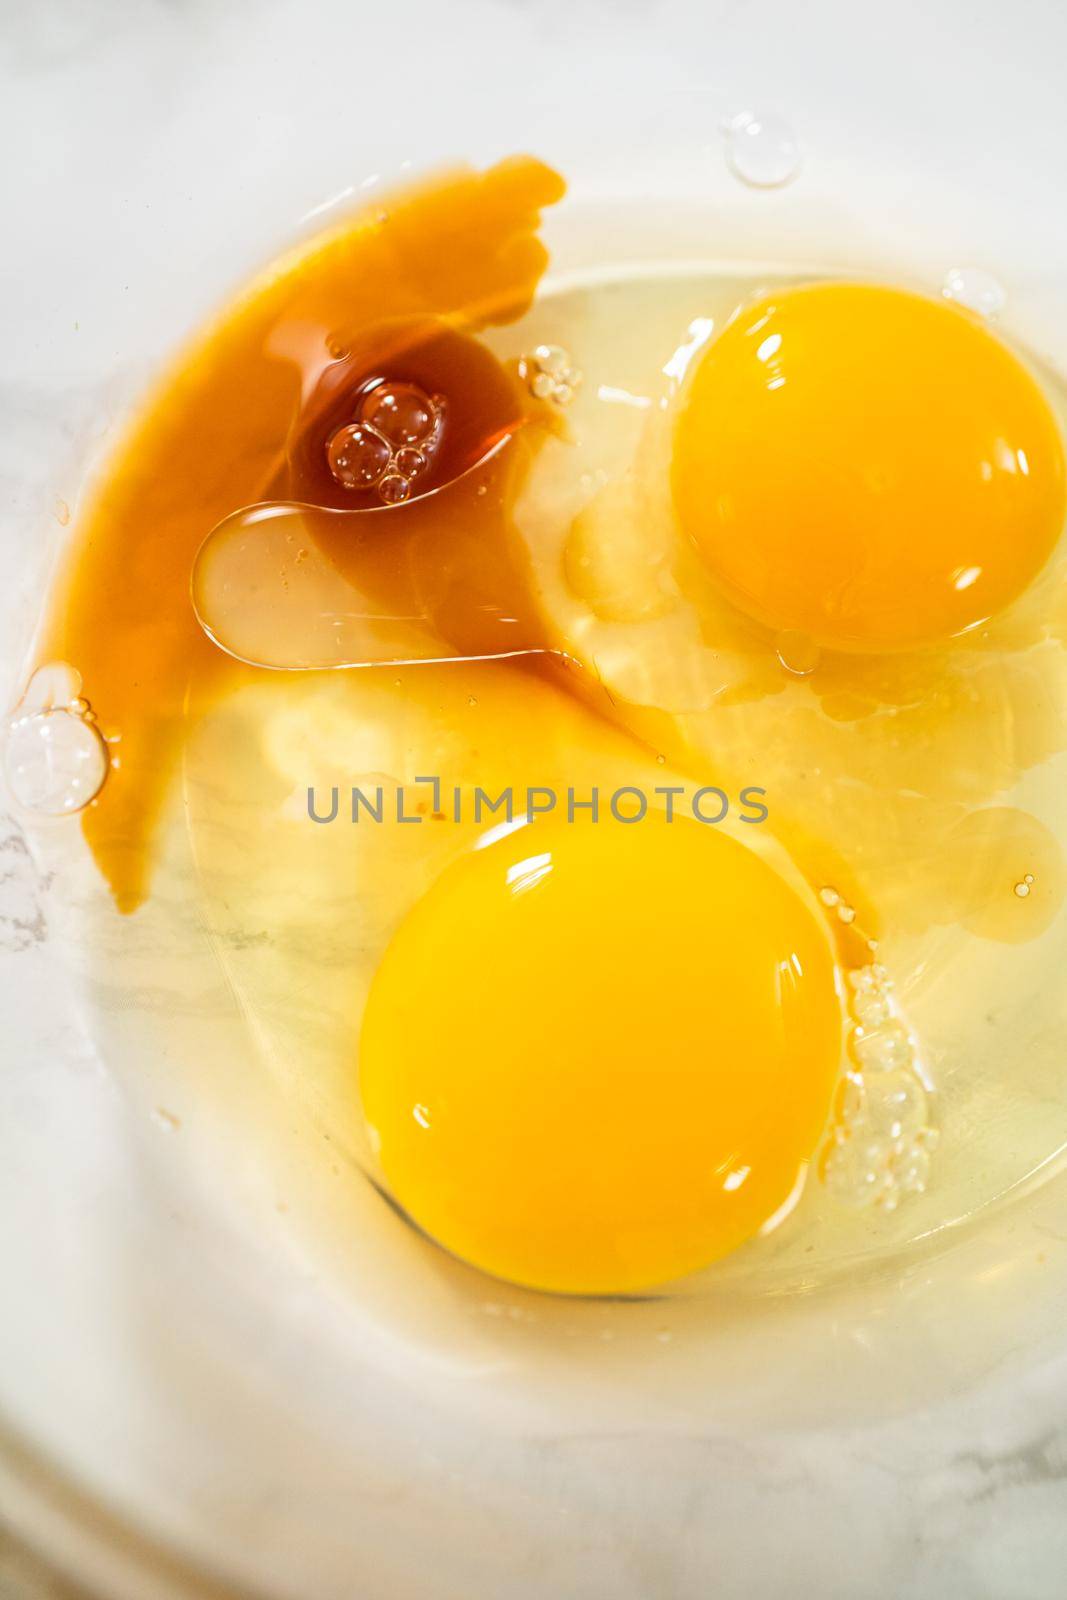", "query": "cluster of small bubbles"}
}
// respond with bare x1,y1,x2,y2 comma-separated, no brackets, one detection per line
820,958,939,1213
4,663,109,816
326,380,445,505
942,266,1006,320
1014,872,1035,899
722,111,802,189
519,344,582,407
819,884,856,925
